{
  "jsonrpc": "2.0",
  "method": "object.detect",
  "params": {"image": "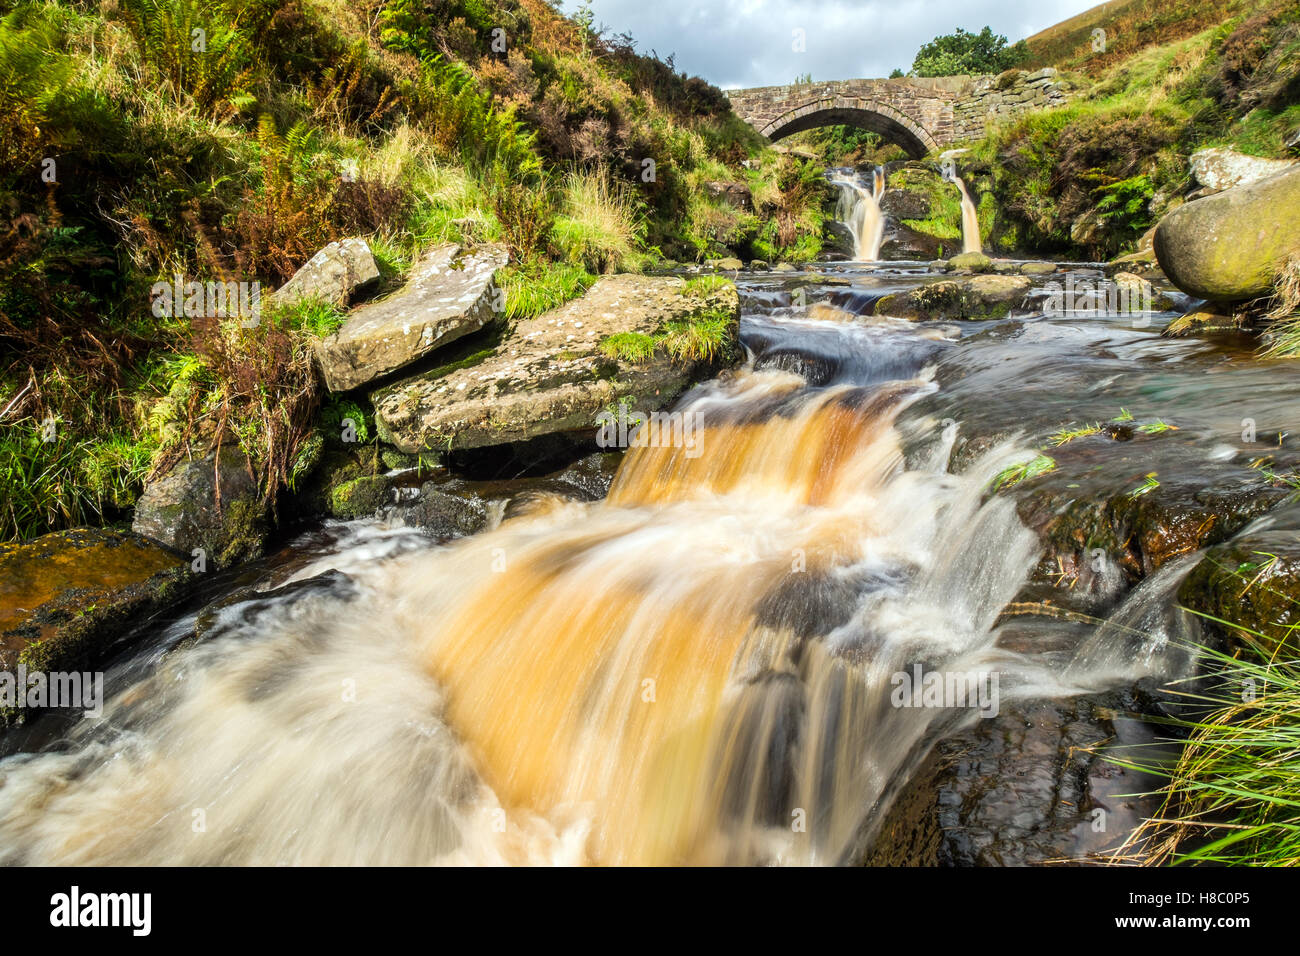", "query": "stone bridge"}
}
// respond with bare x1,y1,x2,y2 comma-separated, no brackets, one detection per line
725,69,1070,158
